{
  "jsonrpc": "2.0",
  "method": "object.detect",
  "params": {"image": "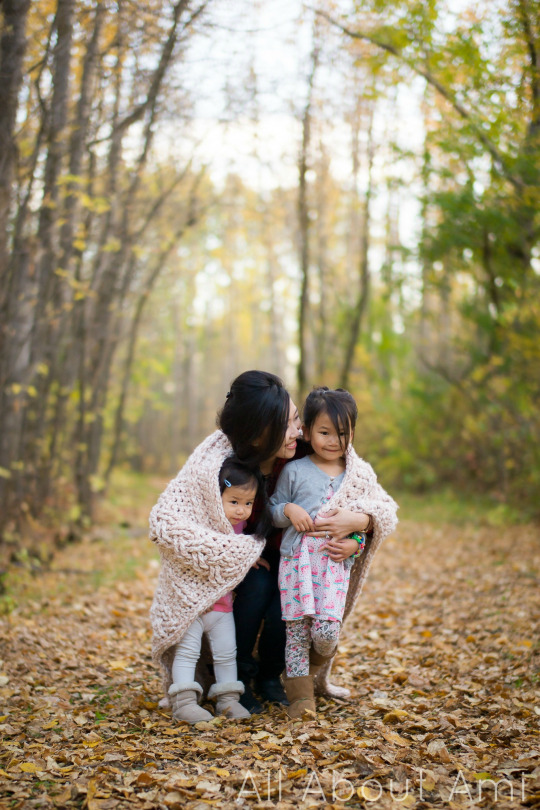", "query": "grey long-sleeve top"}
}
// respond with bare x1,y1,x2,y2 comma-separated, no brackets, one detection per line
269,455,346,557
